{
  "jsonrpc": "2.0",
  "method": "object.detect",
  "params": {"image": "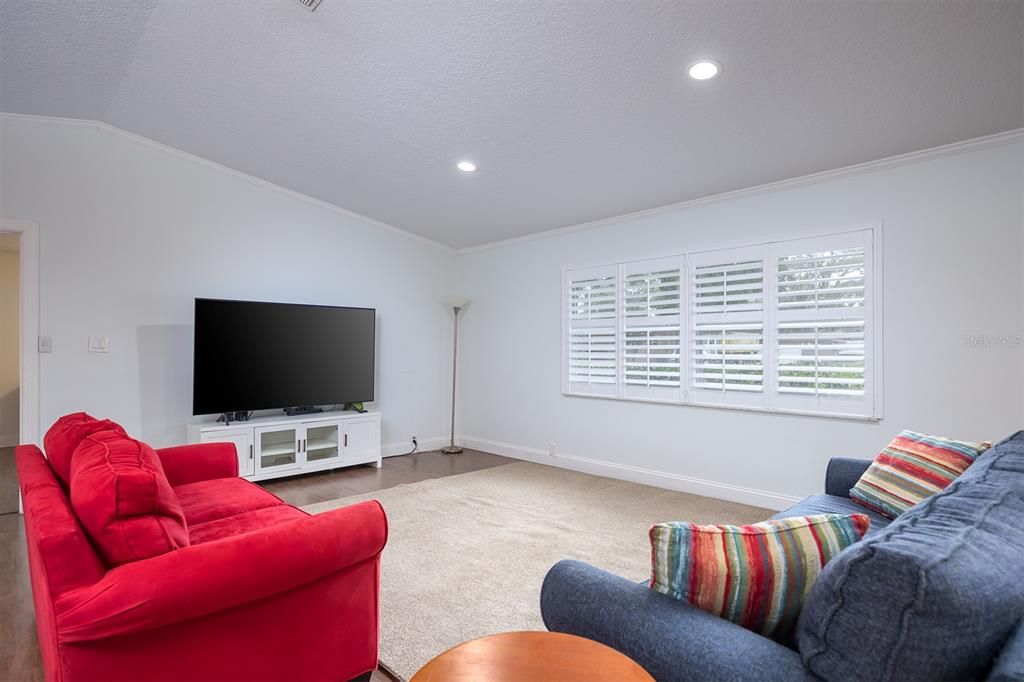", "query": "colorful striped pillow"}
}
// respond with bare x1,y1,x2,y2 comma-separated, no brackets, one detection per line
849,430,991,519
649,514,869,640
